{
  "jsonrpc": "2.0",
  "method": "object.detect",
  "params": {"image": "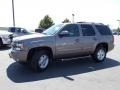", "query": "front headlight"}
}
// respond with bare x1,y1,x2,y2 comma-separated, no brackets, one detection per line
13,42,24,51
16,43,23,50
